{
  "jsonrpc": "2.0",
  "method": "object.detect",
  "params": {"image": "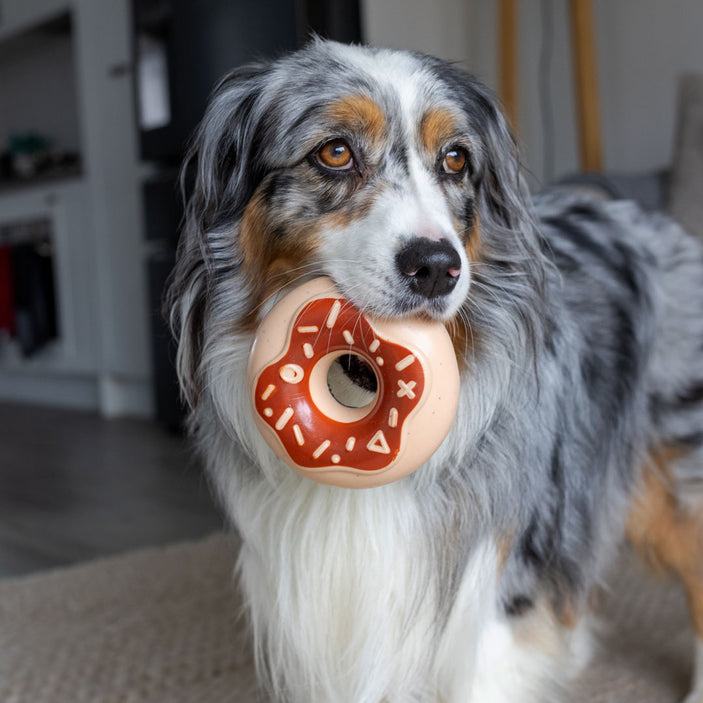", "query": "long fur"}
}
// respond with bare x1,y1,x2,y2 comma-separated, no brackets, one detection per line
167,40,703,702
